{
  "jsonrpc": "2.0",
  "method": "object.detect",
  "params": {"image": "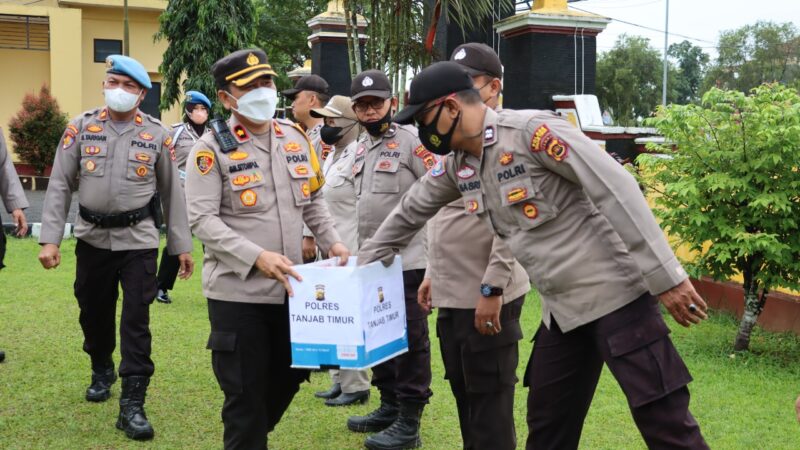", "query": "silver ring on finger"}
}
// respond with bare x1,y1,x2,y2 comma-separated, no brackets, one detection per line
485,321,494,329
688,303,697,313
